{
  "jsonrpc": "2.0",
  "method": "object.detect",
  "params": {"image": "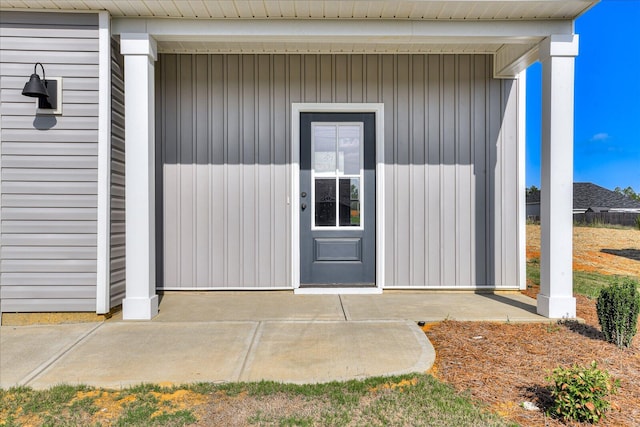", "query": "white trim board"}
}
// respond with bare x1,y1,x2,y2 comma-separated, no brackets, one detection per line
517,70,527,291
96,11,111,314
291,103,385,293
112,18,573,41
